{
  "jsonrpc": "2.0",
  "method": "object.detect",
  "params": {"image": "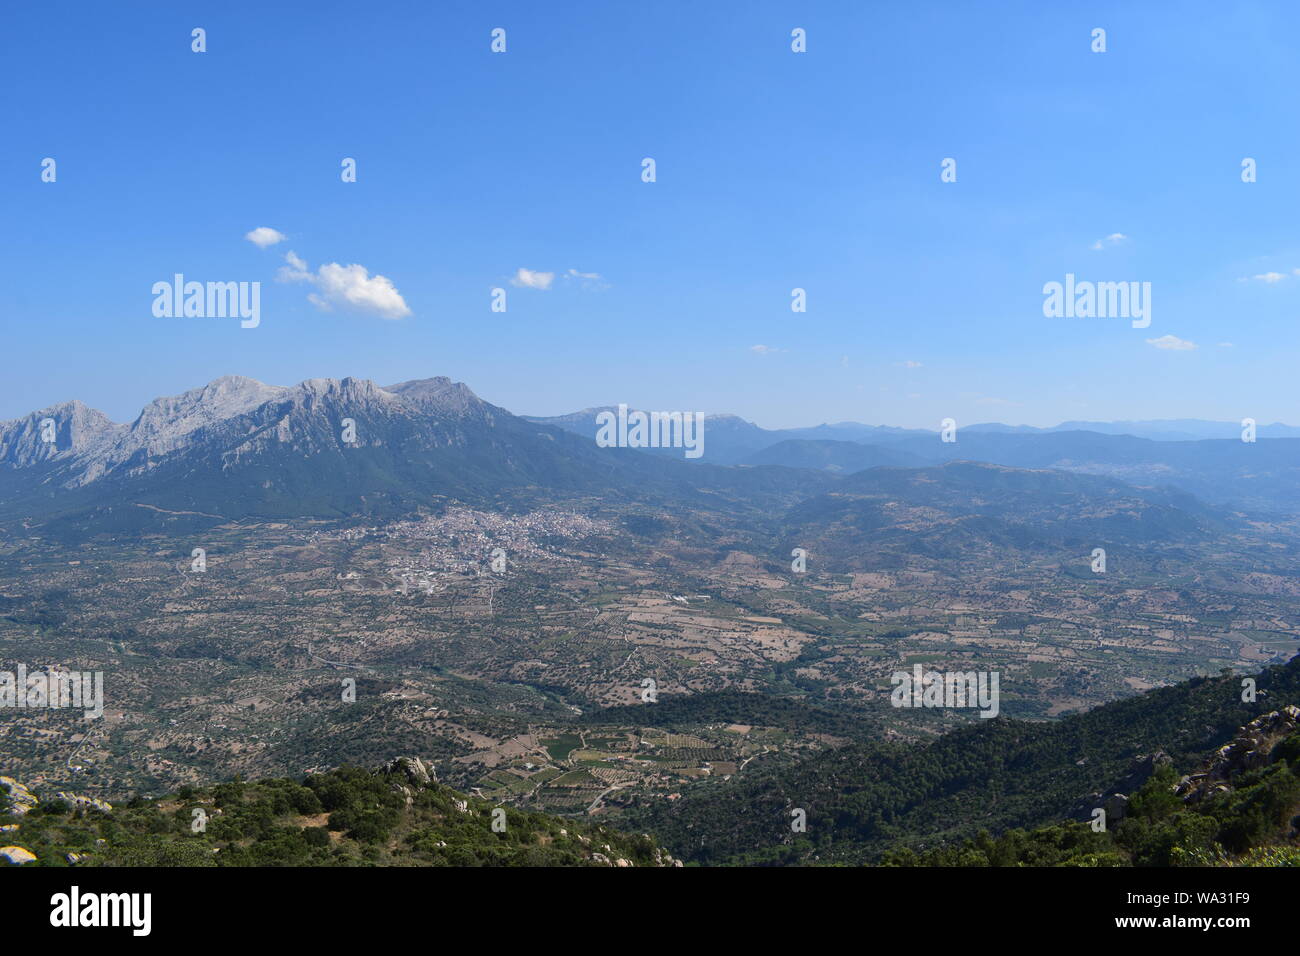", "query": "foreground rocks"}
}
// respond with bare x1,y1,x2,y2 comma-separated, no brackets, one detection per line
0,846,37,865
1175,706,1300,804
